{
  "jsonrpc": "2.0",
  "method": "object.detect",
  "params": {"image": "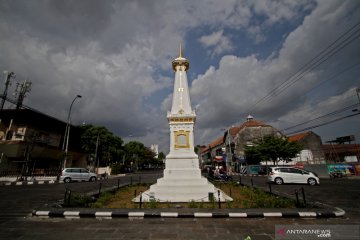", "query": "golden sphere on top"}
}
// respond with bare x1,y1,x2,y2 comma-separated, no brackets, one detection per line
172,43,189,71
